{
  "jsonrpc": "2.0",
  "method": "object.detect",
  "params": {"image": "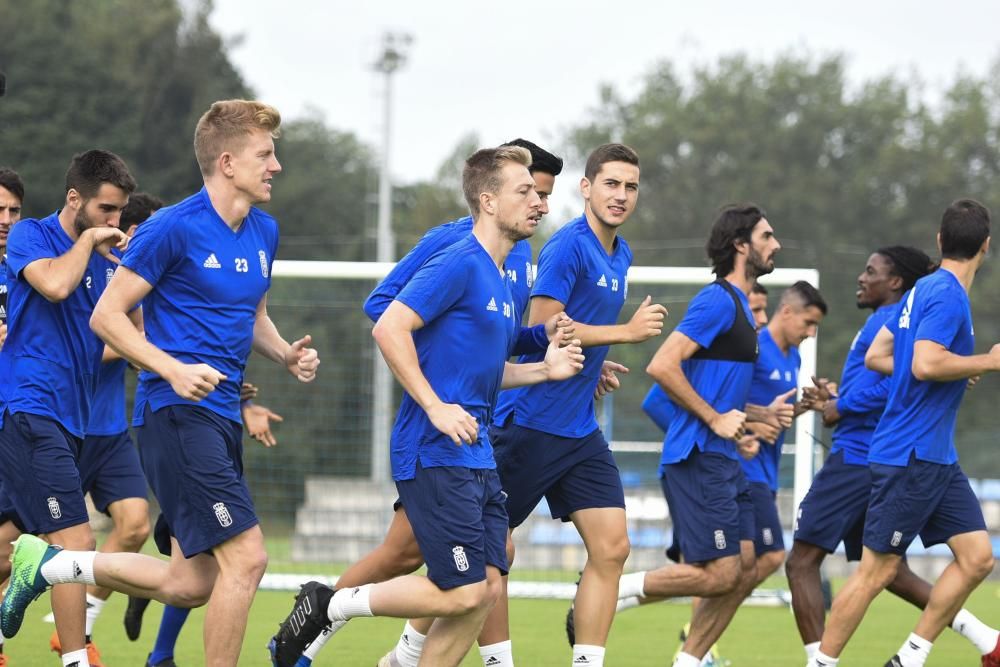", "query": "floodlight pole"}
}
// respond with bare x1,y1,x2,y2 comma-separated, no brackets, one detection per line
370,32,411,482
